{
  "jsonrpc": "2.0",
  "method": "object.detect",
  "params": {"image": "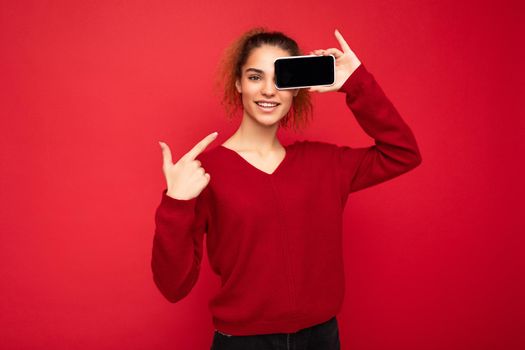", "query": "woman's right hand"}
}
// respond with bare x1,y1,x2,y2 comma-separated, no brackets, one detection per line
158,132,218,200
